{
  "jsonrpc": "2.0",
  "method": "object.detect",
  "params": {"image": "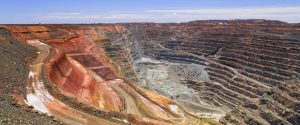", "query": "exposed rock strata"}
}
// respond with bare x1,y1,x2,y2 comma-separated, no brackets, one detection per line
1,20,299,125
99,20,300,124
